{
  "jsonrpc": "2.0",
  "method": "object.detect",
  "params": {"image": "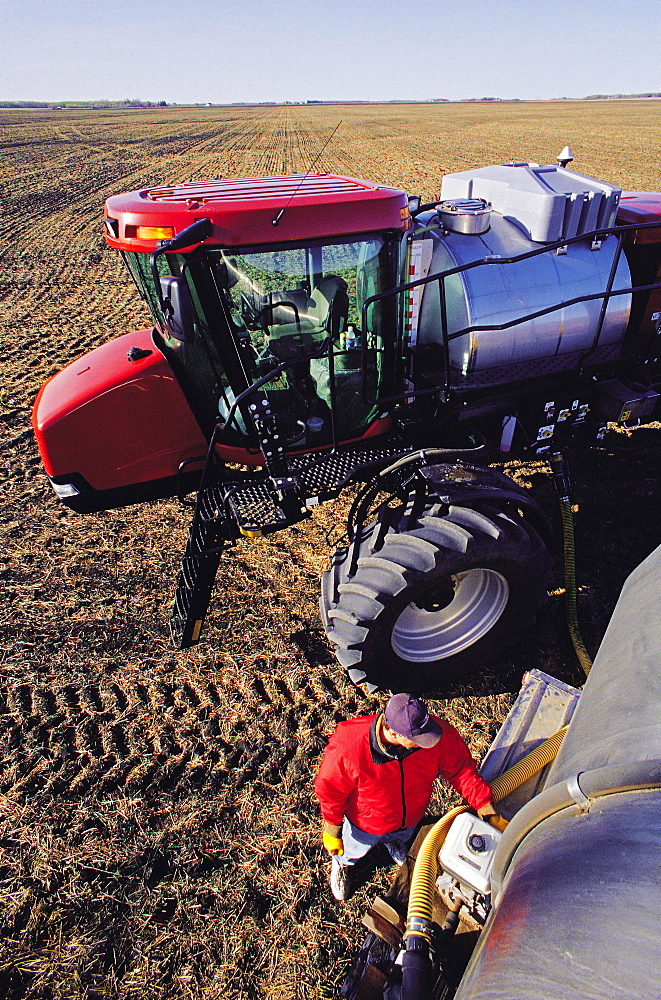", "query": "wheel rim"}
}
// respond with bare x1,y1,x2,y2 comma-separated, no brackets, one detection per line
391,569,509,662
